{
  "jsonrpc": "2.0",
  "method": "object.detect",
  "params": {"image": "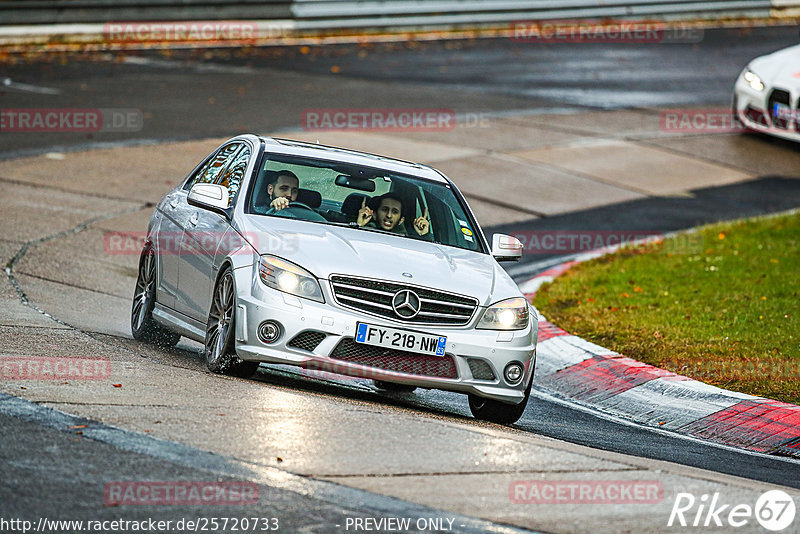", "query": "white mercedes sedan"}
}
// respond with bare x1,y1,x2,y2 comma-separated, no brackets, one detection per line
131,135,538,424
